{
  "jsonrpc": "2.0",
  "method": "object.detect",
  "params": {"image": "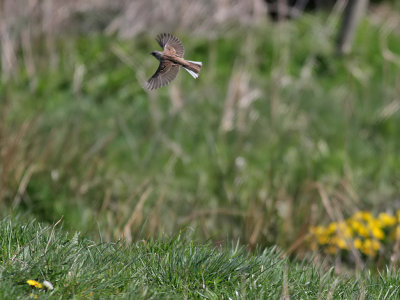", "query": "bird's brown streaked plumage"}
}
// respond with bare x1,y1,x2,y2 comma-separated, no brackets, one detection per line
157,33,184,58
146,61,179,90
146,33,202,90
